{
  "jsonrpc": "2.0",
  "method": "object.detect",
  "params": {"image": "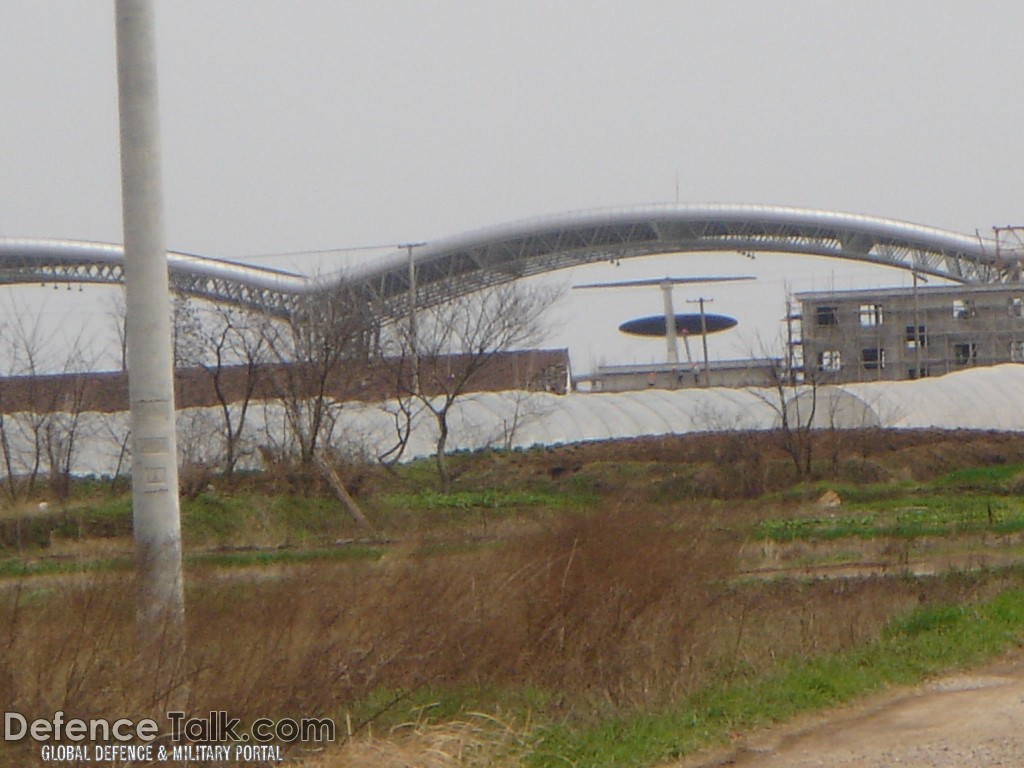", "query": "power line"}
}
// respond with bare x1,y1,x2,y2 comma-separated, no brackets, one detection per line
240,242,406,260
